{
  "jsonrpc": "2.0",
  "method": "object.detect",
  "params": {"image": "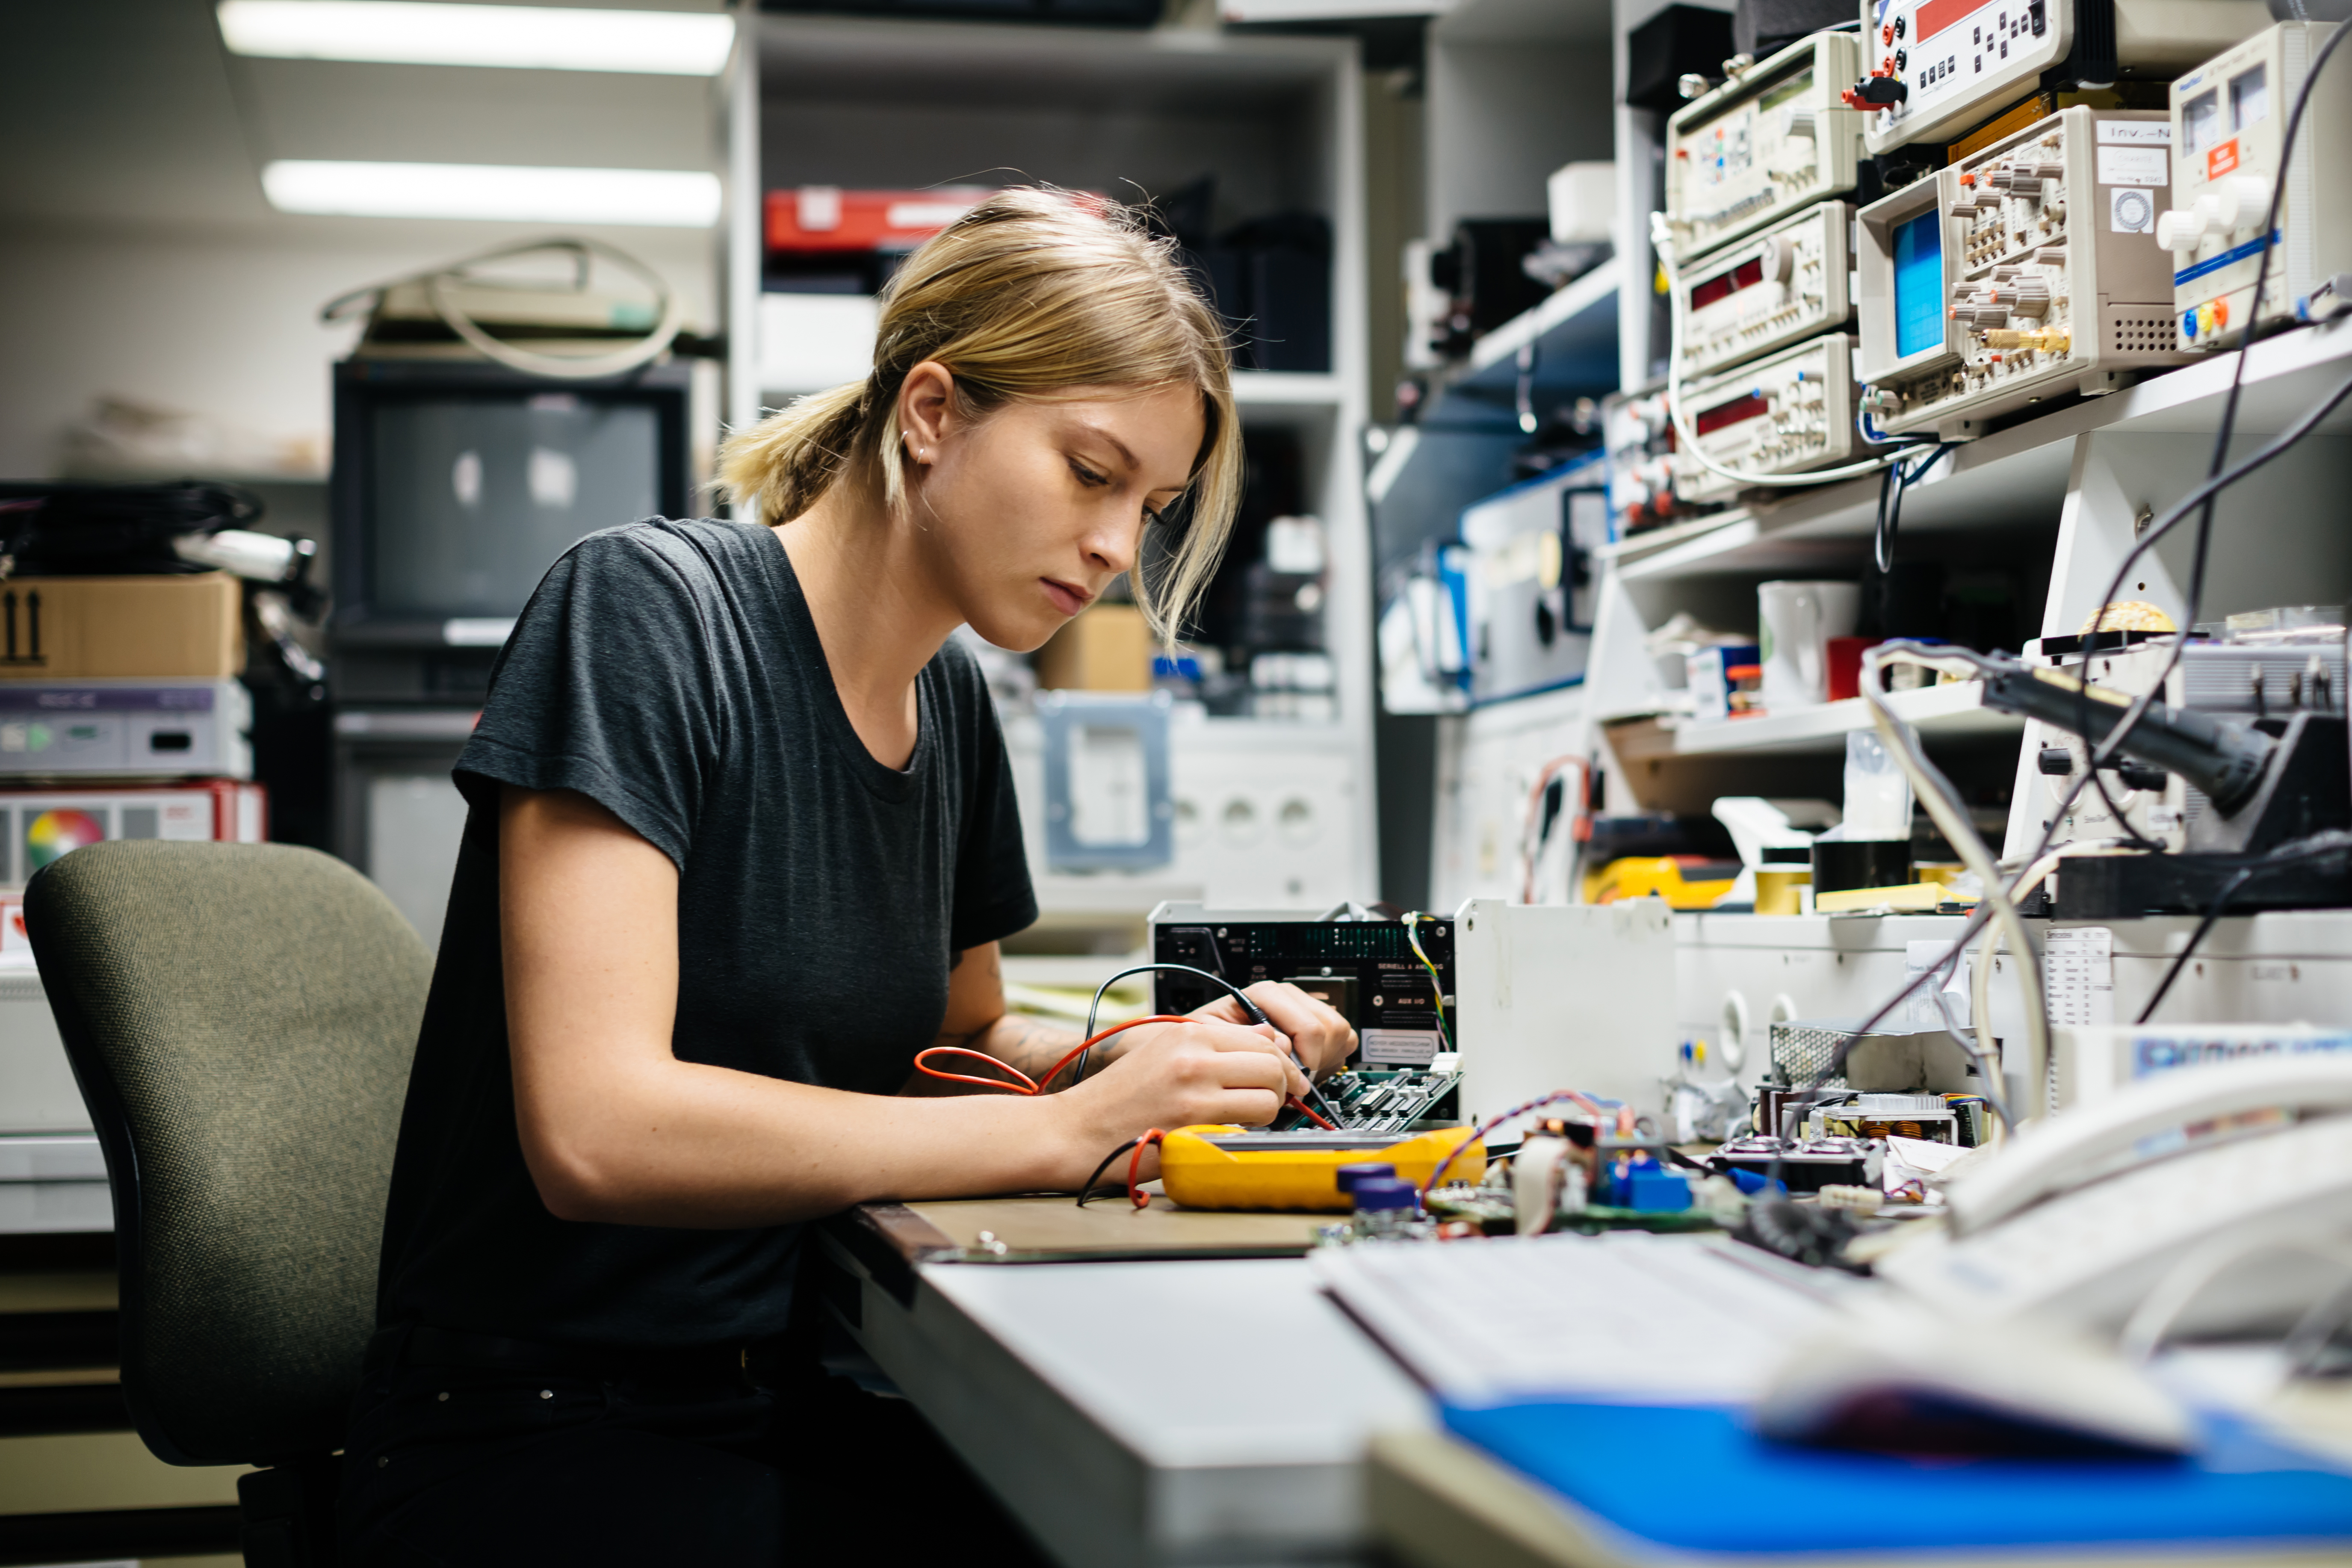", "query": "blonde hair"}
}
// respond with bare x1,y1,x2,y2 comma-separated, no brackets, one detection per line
717,187,1242,641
